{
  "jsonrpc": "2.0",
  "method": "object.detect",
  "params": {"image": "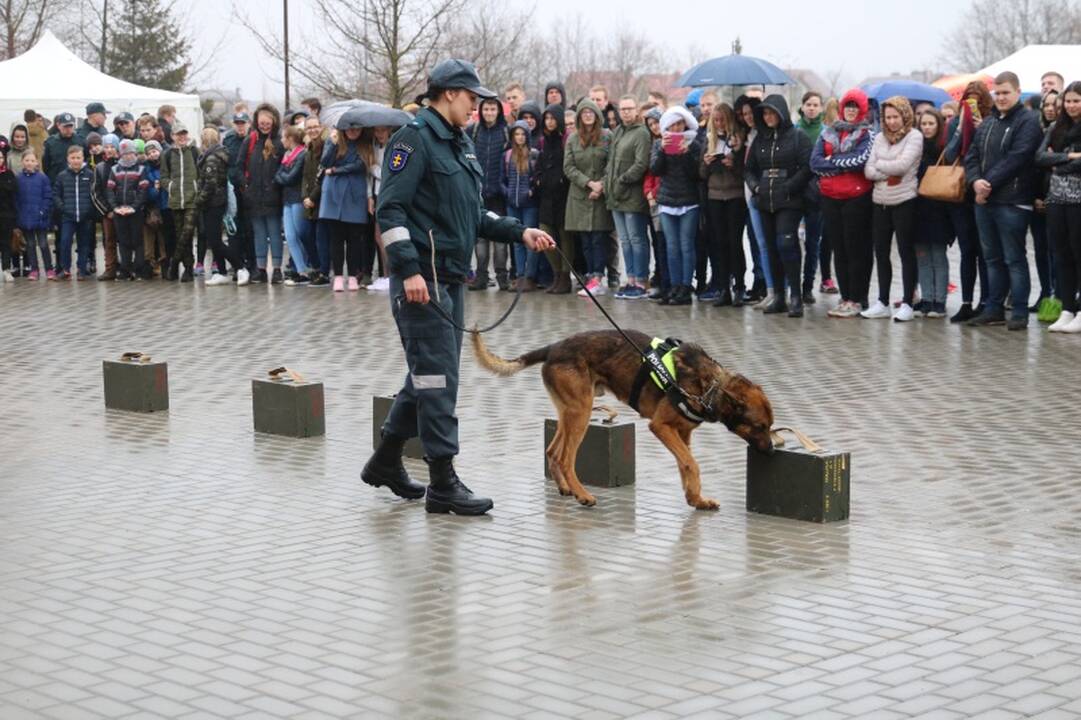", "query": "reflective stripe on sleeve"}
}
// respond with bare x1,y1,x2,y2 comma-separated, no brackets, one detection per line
383,227,410,245
486,211,499,220
411,374,447,390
